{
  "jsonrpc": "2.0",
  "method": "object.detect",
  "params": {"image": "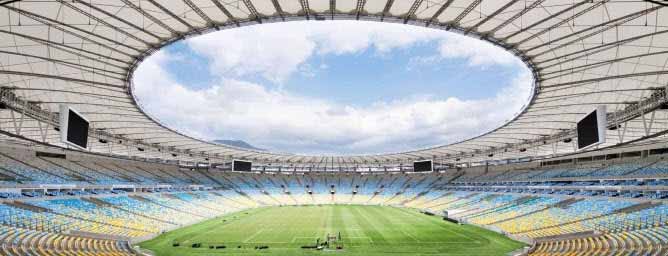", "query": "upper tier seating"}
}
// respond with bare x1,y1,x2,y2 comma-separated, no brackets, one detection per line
0,145,668,255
